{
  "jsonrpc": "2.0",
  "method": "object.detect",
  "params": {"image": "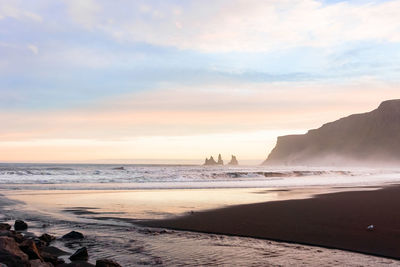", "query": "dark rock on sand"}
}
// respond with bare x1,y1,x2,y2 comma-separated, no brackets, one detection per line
59,262,95,267
0,230,24,243
29,259,53,267
39,249,65,266
40,246,69,257
39,233,56,245
19,239,44,261
39,246,67,265
62,231,84,239
34,238,47,248
0,222,69,266
0,236,29,262
70,247,88,261
0,251,29,267
14,220,28,231
95,258,122,267
0,224,11,231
